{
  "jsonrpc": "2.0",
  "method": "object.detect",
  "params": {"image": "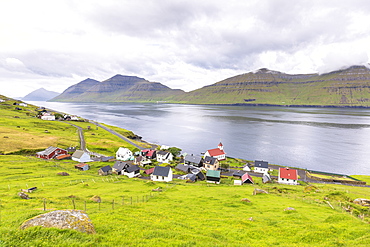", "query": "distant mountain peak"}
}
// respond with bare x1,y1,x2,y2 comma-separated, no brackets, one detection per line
253,68,282,75
22,88,60,101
